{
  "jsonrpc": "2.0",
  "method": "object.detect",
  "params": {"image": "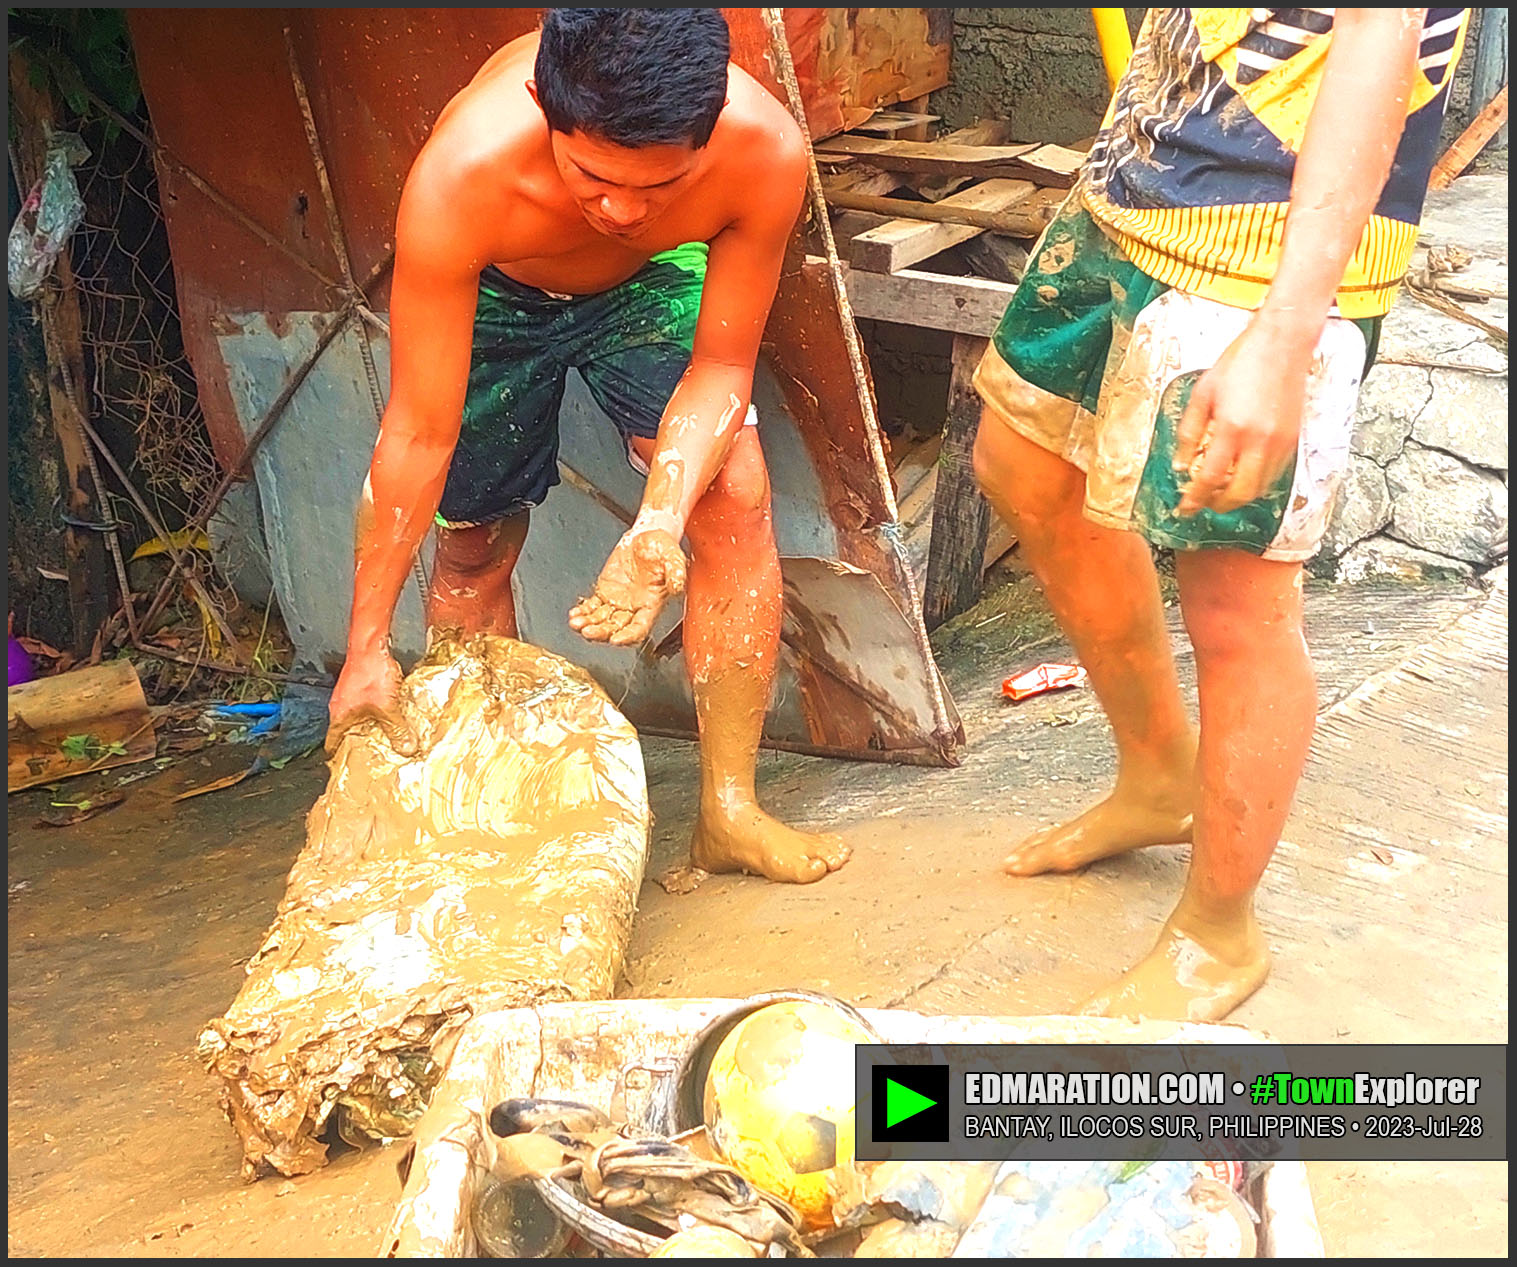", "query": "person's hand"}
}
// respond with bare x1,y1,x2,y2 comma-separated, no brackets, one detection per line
1172,318,1316,517
569,525,687,646
326,647,417,756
